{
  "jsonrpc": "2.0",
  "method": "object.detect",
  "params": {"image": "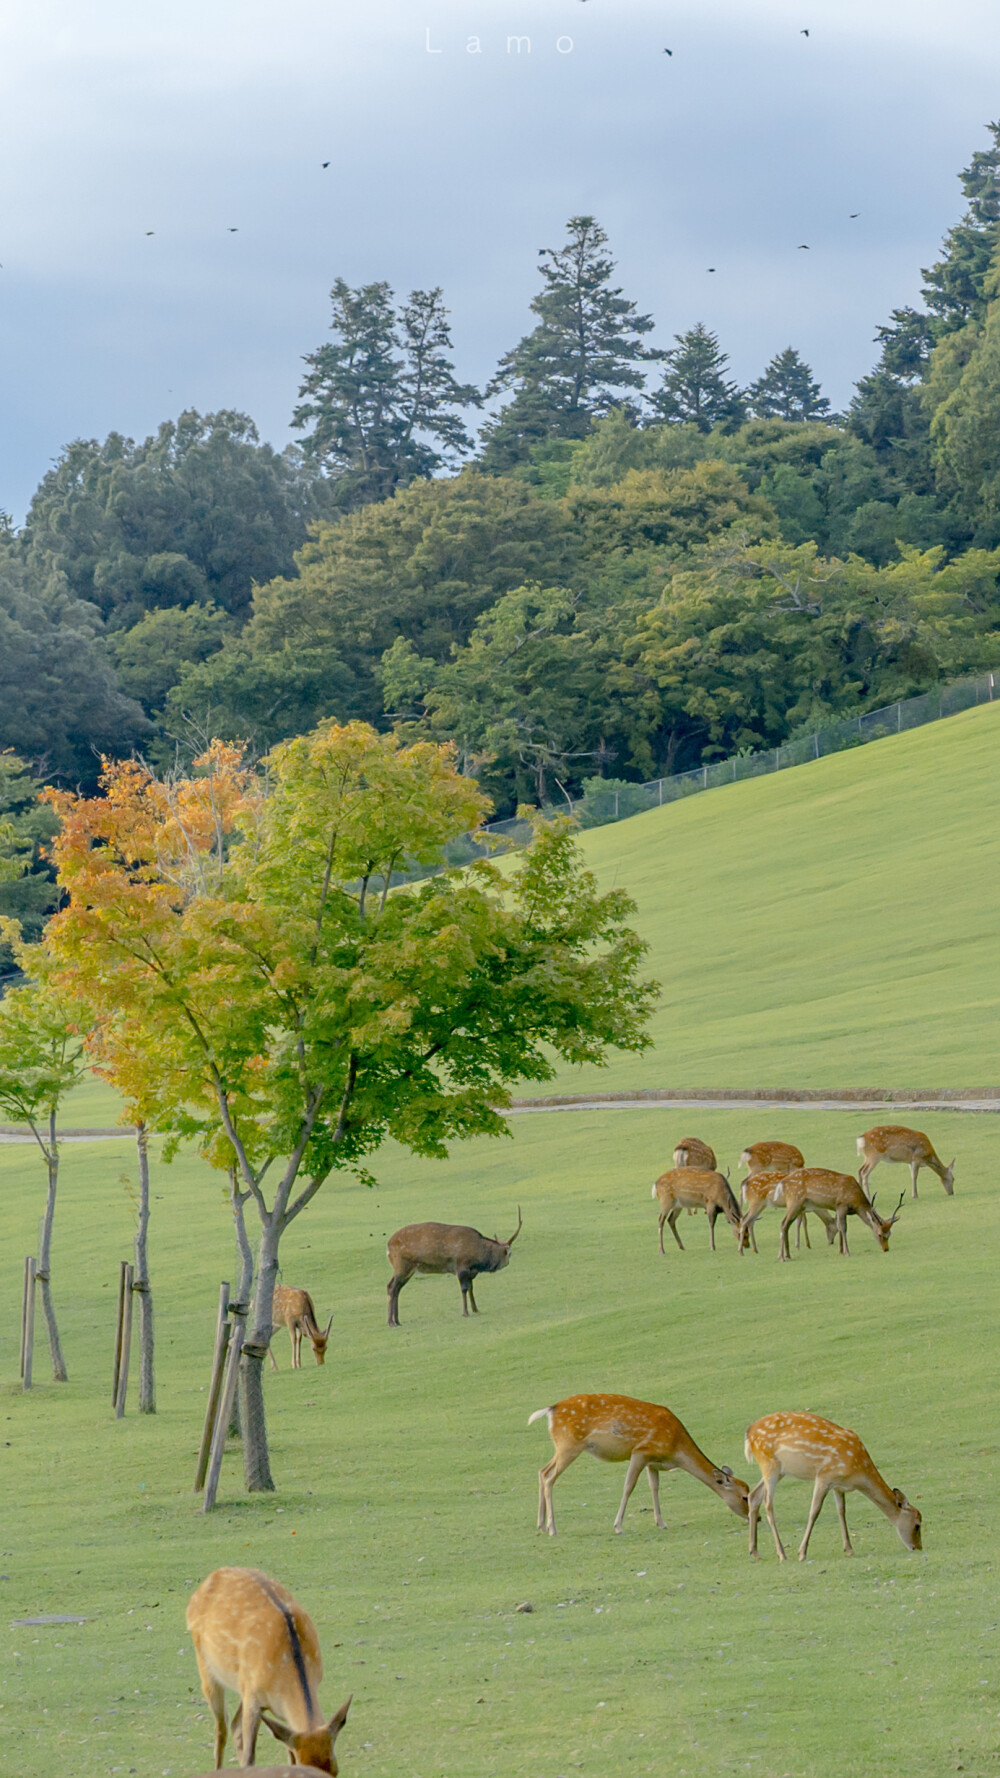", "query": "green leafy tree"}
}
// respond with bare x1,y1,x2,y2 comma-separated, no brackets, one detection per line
108,603,232,716
928,267,1000,542
746,348,830,421
0,754,59,981
293,281,479,511
650,325,745,431
480,217,661,471
0,945,88,1383
47,728,656,1493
